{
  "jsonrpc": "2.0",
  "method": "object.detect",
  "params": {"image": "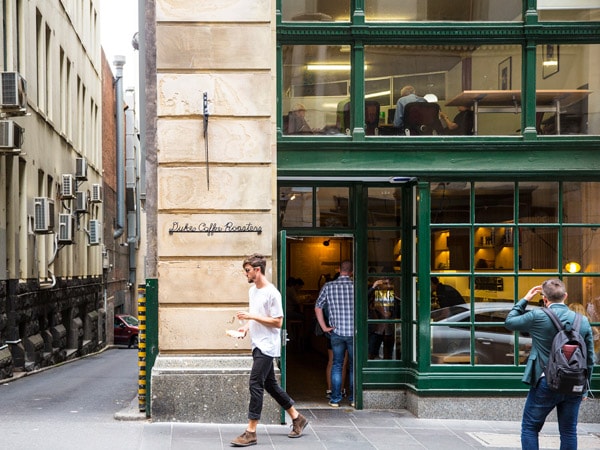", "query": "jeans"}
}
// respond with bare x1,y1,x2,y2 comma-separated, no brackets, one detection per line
330,332,354,403
248,347,294,420
521,377,582,450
